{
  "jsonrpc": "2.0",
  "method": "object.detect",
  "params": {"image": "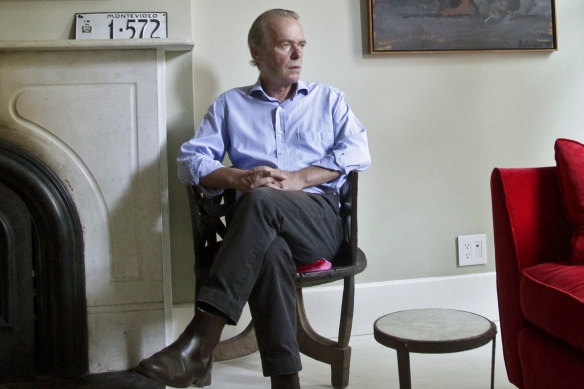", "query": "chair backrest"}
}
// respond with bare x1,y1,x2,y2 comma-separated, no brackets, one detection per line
335,170,359,266
187,171,361,293
187,184,235,294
